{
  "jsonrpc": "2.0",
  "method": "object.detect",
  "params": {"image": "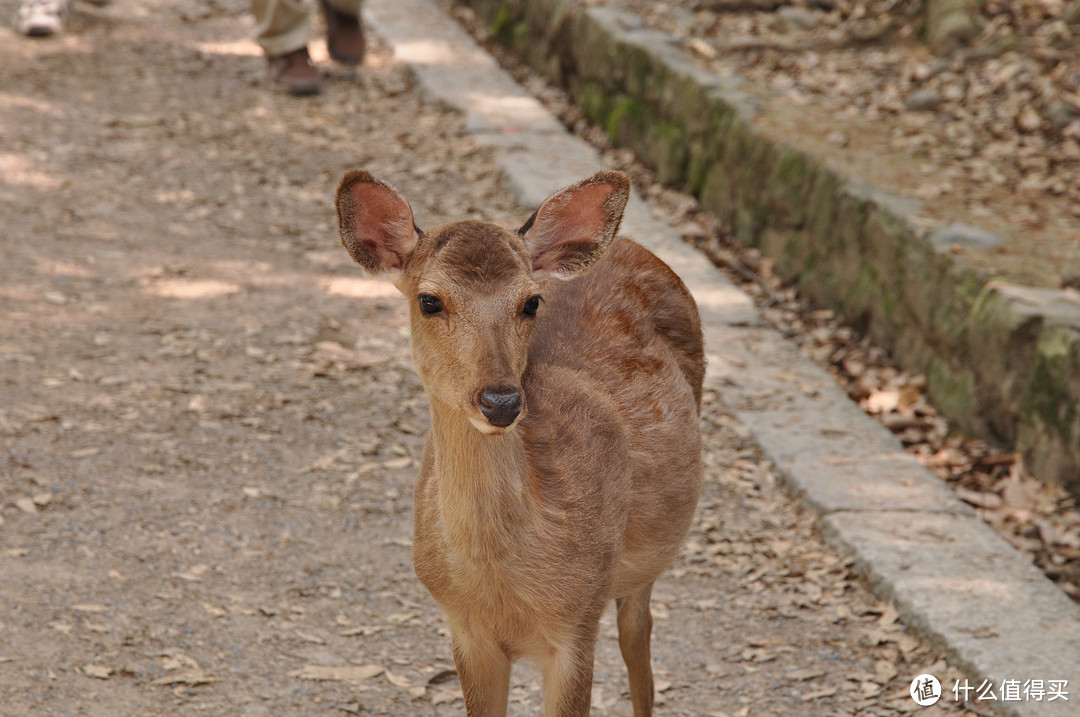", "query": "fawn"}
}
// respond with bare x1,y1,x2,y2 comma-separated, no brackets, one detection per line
336,169,704,716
